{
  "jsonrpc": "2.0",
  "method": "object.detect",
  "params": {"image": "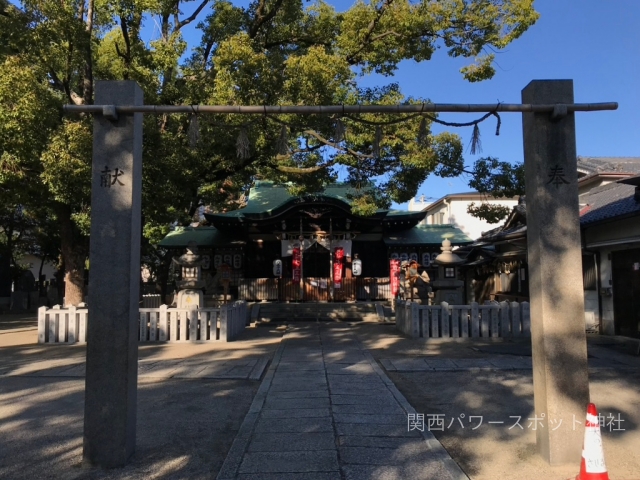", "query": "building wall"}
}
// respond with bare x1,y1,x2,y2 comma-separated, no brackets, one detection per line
597,247,616,335
408,197,432,212
19,254,58,282
583,290,599,331
583,217,640,335
423,197,519,241
583,216,640,247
